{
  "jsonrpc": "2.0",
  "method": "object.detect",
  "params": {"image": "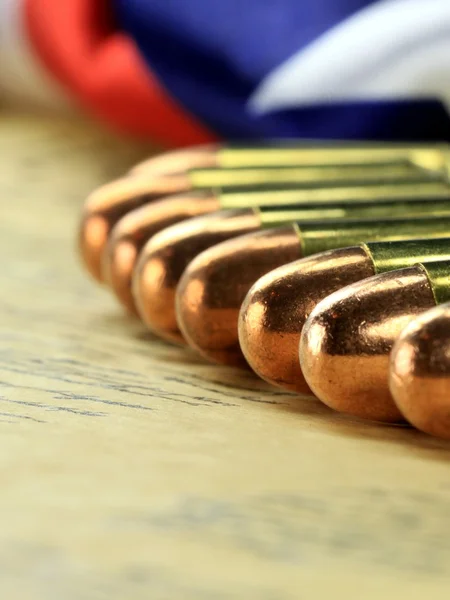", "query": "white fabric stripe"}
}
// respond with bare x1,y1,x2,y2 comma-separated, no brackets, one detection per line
250,0,450,114
0,0,71,108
